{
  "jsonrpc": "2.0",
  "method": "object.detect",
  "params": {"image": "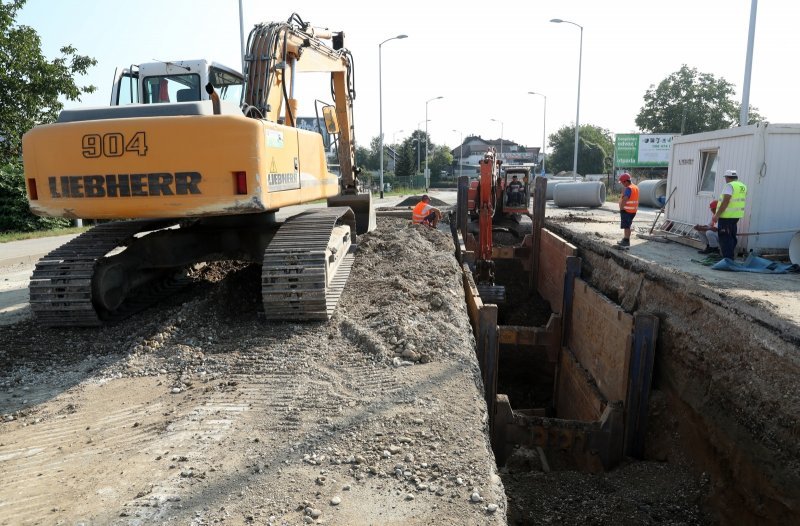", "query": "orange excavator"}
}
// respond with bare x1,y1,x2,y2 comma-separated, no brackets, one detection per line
22,13,372,326
461,151,534,304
